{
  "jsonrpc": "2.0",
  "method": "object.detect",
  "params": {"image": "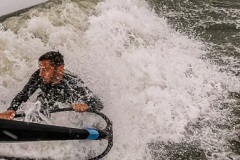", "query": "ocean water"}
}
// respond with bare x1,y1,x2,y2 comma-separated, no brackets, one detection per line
0,0,240,159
